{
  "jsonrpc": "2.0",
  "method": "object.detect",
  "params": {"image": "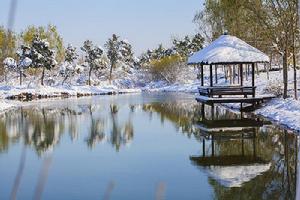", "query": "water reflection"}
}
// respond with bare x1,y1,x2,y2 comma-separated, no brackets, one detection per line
143,102,298,199
0,94,299,199
0,103,135,155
